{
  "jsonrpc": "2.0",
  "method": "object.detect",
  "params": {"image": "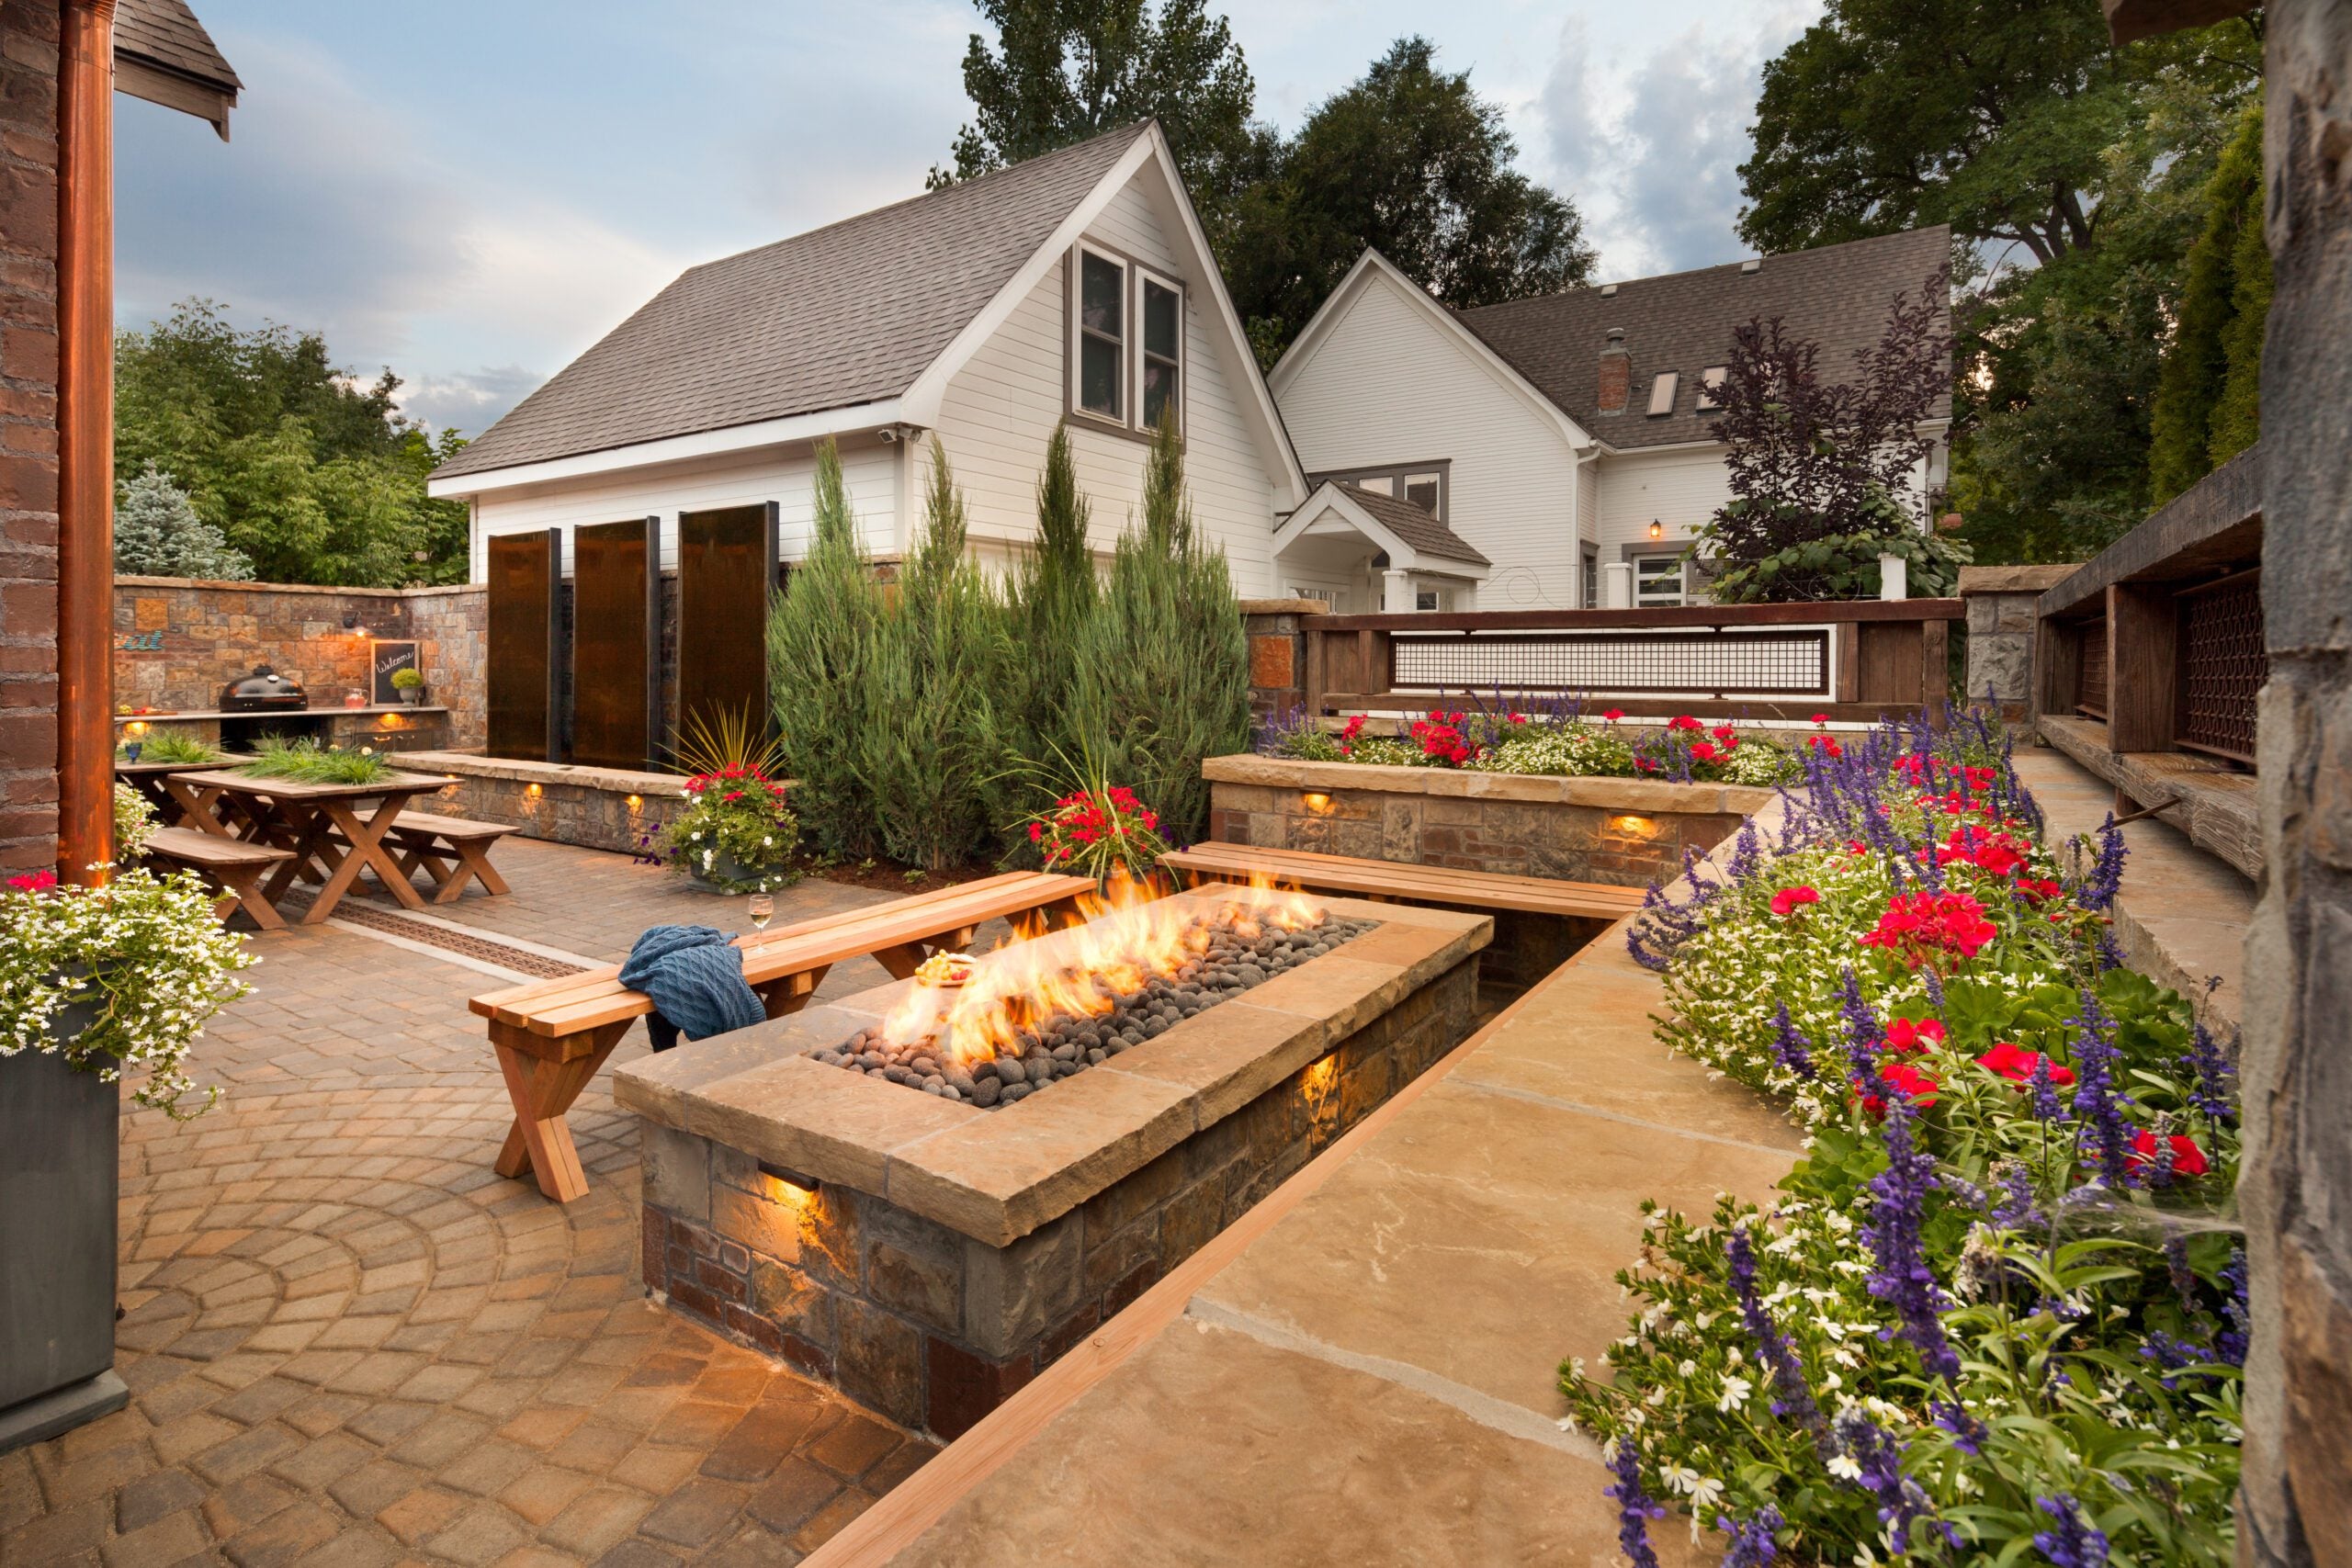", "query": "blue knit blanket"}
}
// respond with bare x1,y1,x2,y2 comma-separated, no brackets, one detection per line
618,925,765,1052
